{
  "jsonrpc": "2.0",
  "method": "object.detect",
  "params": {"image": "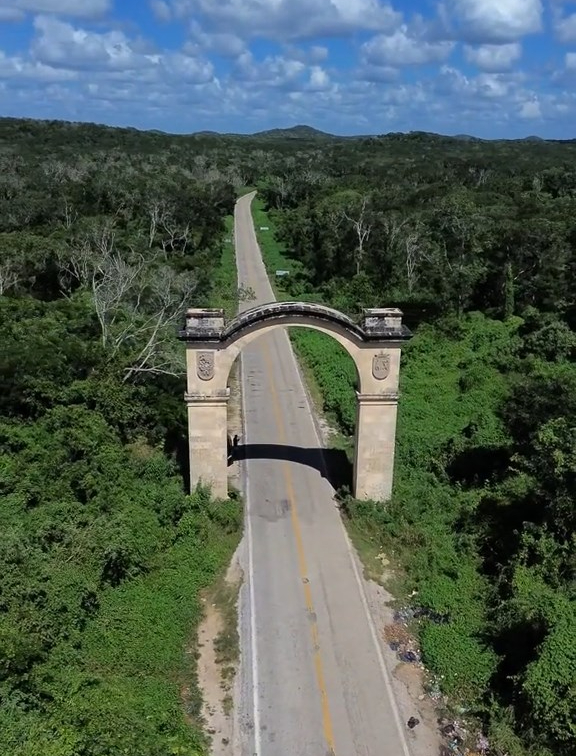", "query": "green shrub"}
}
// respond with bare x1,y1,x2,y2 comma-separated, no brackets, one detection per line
420,622,497,700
